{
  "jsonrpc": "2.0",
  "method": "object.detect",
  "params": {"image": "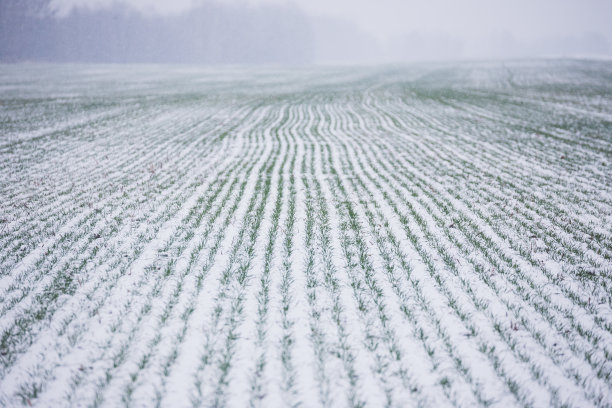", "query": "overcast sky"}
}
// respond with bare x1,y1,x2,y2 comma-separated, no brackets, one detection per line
3,0,610,63
50,0,612,41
